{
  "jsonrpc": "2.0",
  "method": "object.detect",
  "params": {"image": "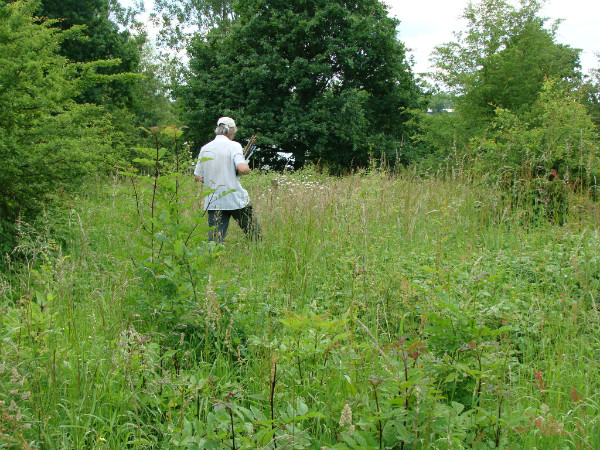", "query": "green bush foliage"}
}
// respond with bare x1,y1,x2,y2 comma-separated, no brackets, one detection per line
468,79,600,223
431,0,580,135
420,0,585,170
0,0,148,253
